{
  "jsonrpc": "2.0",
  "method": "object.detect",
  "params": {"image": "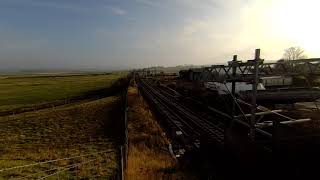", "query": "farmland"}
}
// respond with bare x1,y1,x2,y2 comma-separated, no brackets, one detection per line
0,72,127,115
0,73,128,179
